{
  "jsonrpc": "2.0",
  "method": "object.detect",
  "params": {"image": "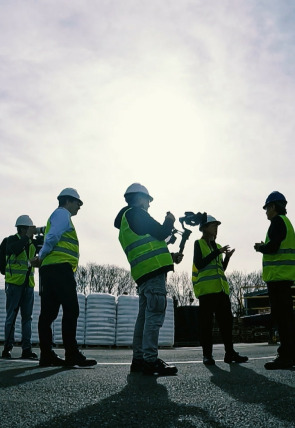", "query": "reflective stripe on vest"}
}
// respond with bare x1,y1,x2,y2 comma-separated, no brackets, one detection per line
192,239,229,298
5,234,35,288
119,208,173,282
262,215,295,282
41,218,79,272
